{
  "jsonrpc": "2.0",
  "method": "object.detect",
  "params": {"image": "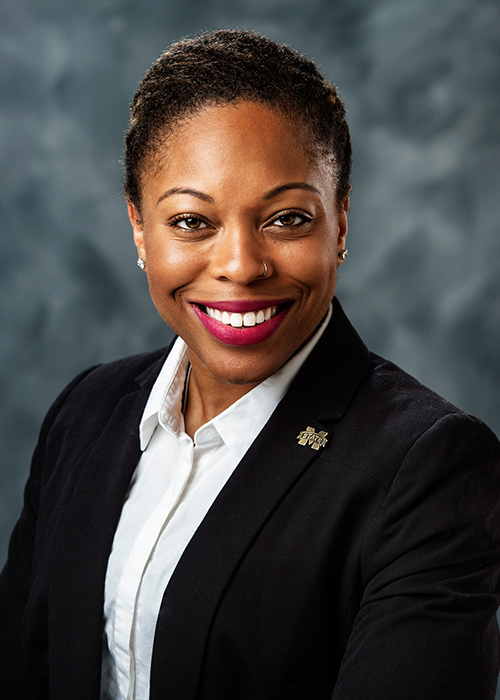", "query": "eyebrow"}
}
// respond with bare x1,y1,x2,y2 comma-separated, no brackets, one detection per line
157,181,322,206
263,182,322,200
157,187,215,205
